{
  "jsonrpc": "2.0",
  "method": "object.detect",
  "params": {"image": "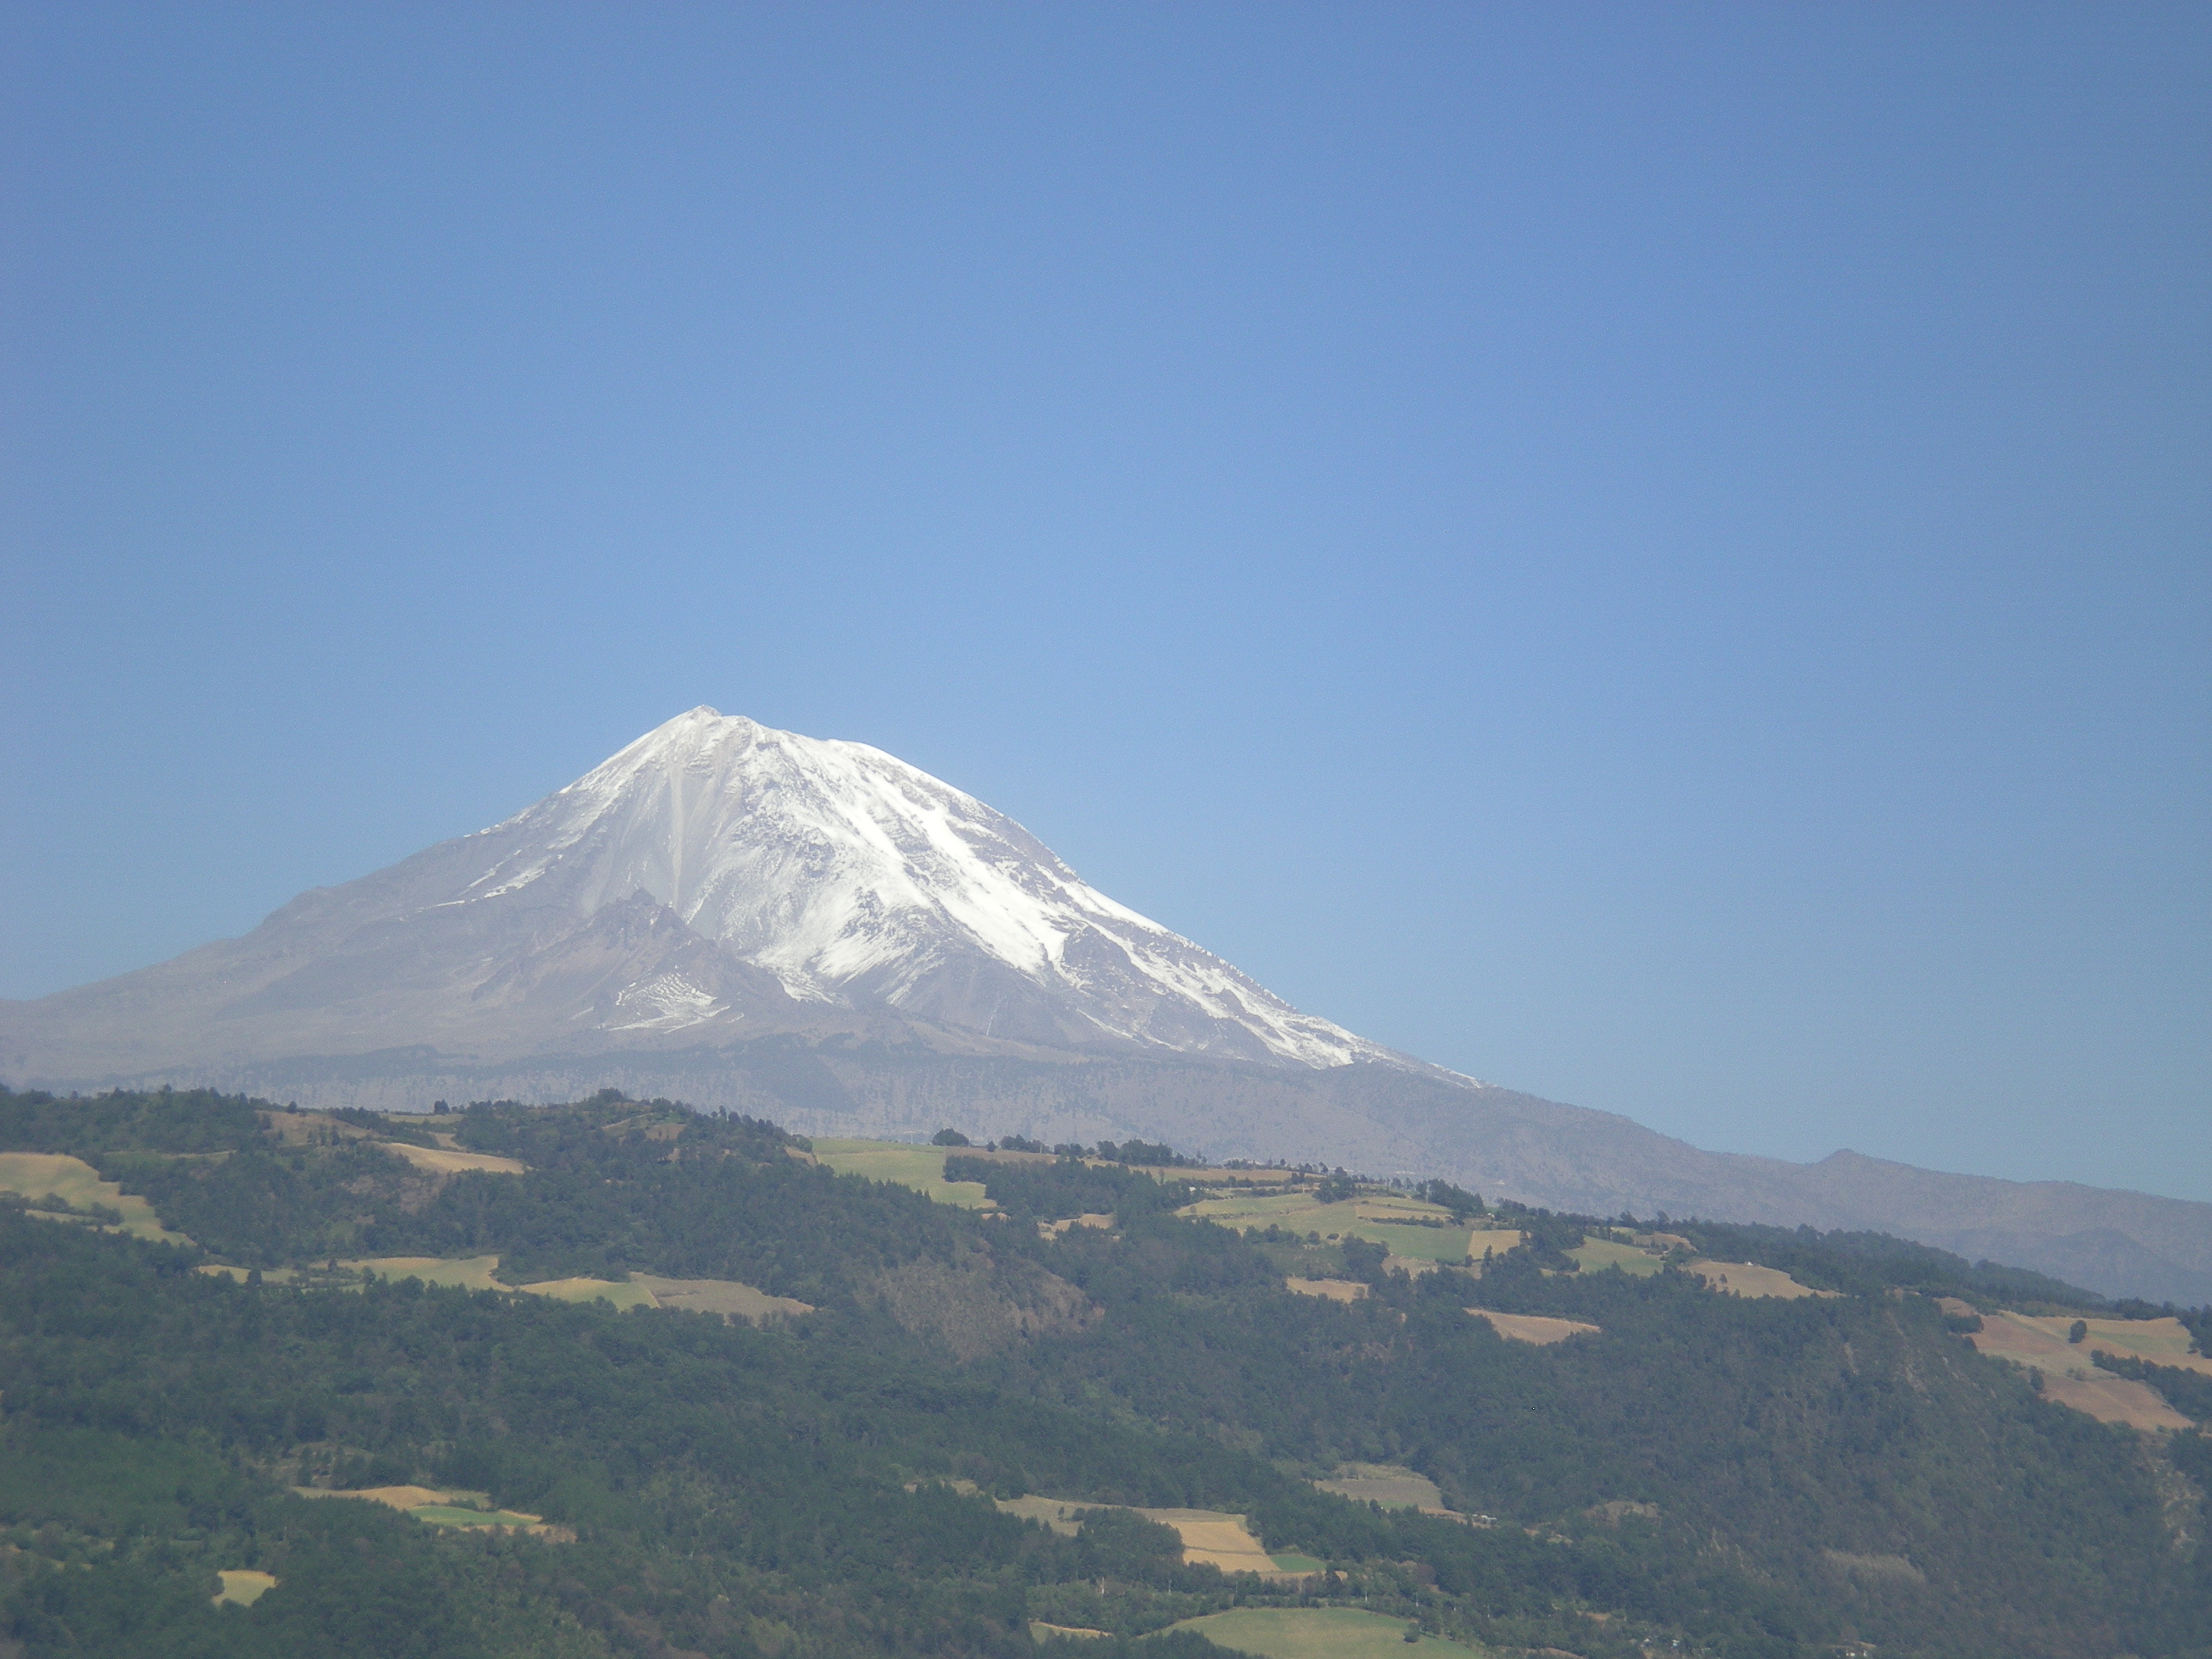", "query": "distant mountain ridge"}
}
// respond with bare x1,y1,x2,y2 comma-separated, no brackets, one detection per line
3,708,2206,1304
